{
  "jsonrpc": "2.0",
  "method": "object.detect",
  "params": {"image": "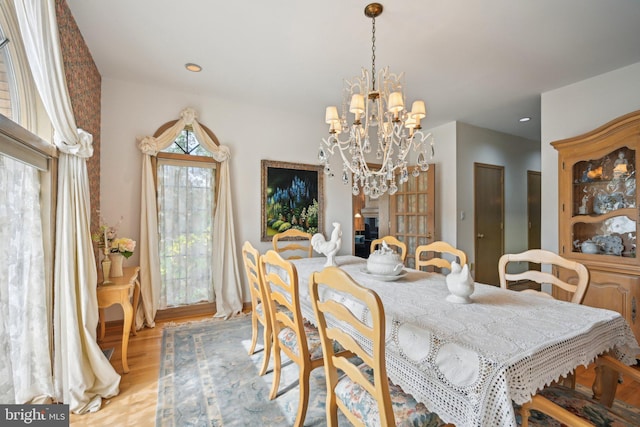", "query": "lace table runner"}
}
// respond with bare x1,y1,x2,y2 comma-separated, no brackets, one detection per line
292,256,640,427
